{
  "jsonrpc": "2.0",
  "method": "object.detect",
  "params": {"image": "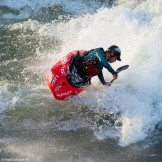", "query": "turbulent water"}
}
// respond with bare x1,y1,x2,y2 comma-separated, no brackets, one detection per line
1,0,162,161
